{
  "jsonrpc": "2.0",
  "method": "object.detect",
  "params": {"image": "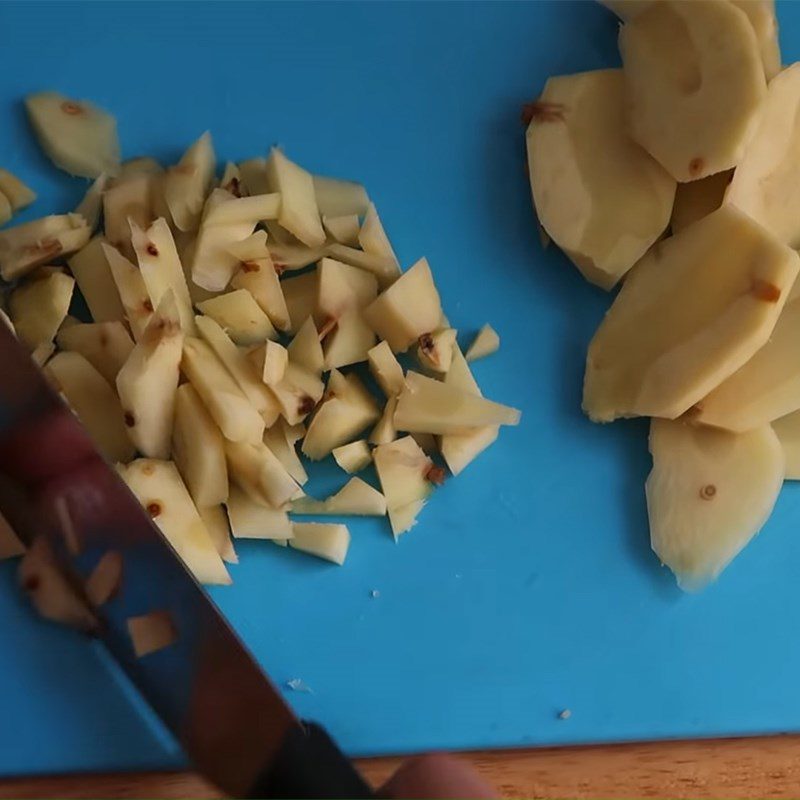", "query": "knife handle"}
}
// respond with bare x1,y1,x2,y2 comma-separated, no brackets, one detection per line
249,720,374,798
